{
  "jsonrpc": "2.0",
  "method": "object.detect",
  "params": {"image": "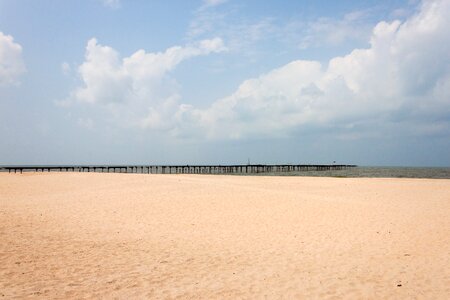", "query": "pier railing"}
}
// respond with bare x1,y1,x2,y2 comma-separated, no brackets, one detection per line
1,164,356,174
